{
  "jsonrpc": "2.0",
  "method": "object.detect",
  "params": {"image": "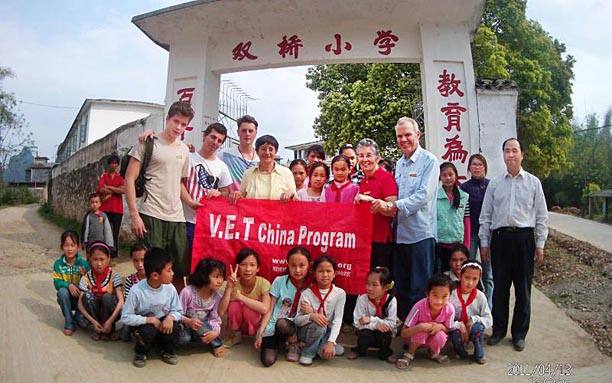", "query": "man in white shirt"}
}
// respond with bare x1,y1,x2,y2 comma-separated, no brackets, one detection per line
479,138,548,352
